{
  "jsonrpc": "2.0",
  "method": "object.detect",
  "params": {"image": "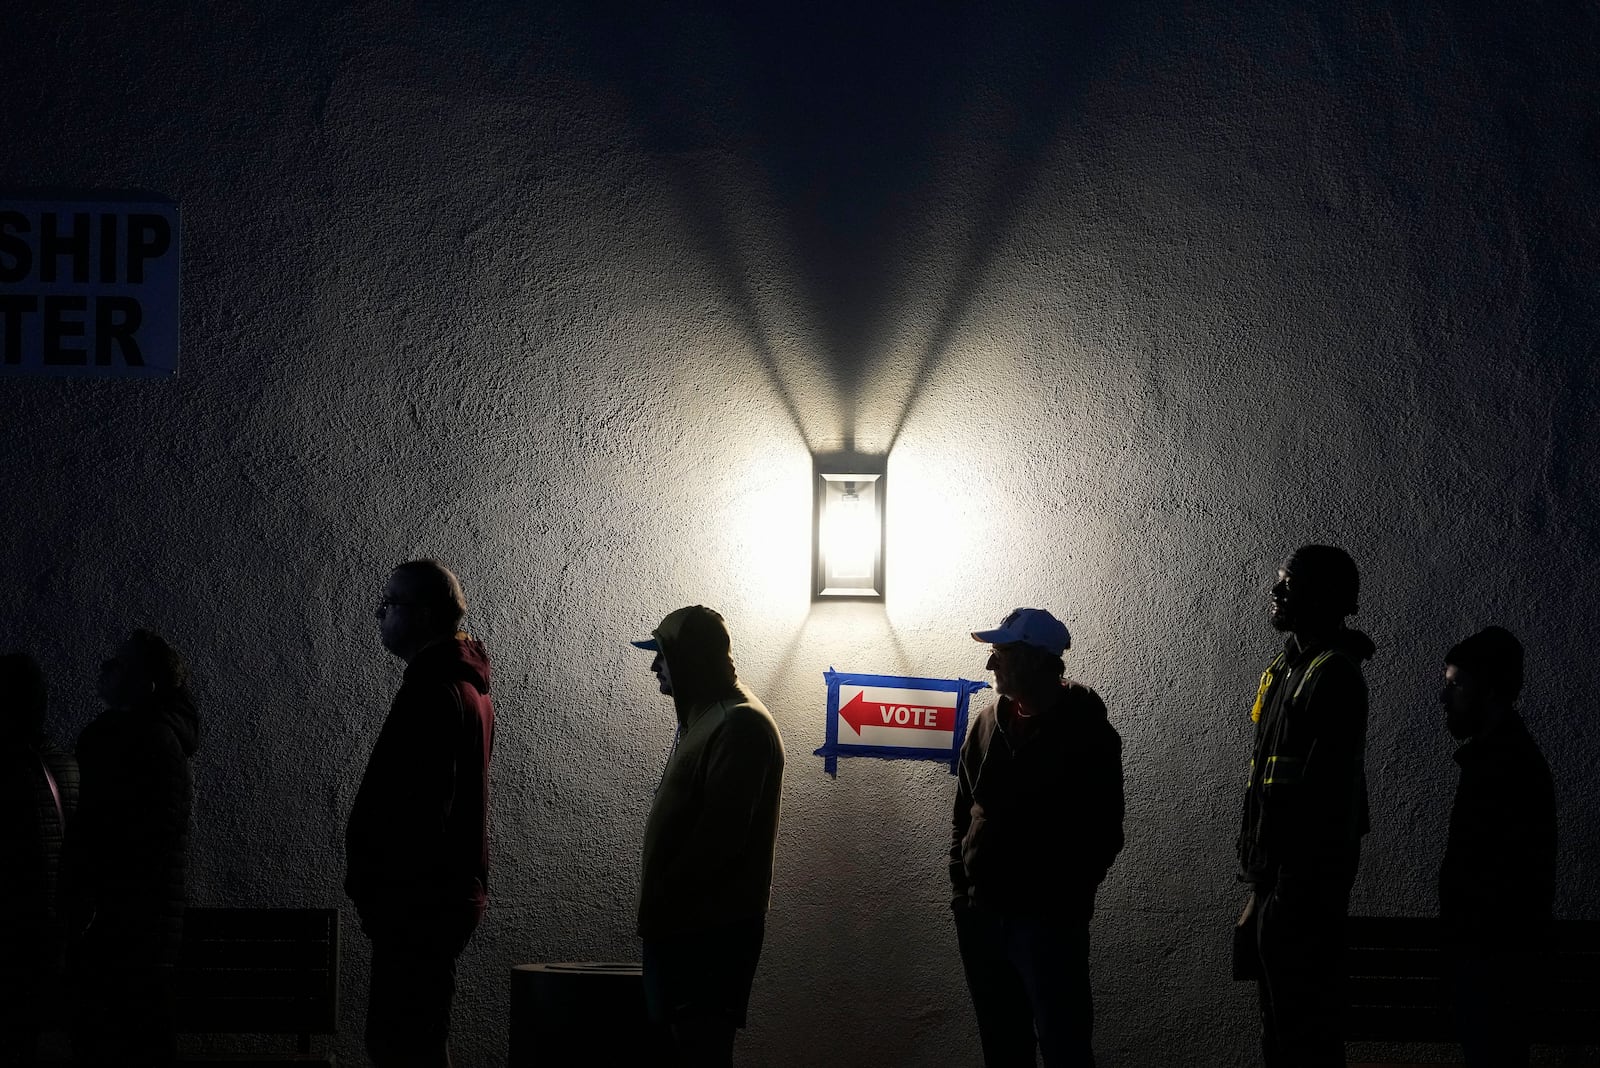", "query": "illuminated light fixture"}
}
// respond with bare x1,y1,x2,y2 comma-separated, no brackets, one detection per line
813,456,885,599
